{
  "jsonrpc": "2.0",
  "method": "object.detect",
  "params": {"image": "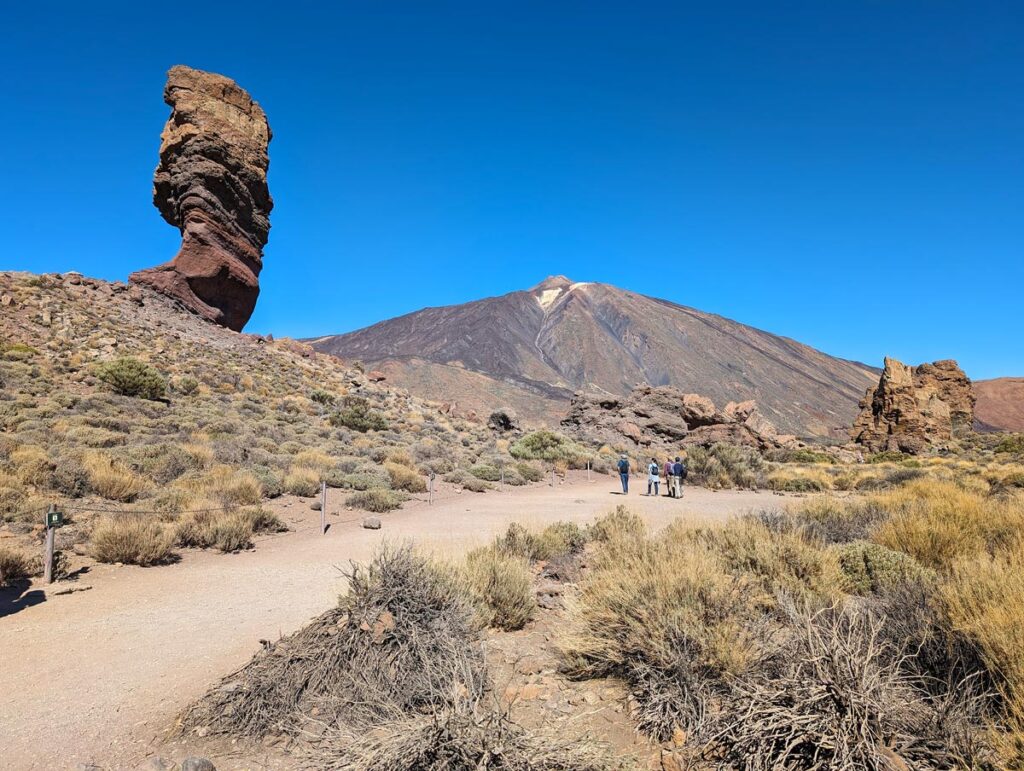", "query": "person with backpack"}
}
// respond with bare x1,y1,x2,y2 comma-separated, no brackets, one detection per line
663,458,674,497
646,457,661,496
671,455,687,498
616,454,630,494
